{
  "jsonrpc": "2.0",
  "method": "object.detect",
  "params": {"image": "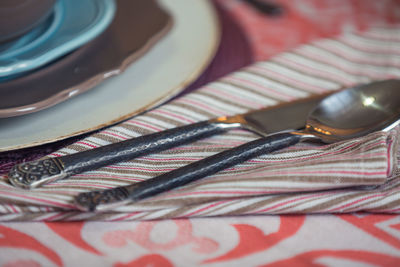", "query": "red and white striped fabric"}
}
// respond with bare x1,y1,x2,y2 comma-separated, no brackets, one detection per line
0,26,400,221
